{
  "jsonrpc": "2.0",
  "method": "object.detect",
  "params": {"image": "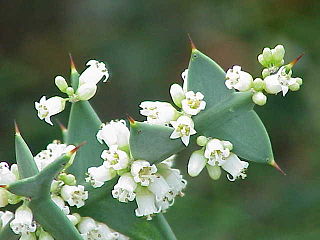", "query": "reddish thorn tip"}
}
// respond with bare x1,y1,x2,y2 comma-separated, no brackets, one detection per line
69,53,77,71
14,120,20,134
290,53,304,66
126,114,135,124
70,141,87,154
0,185,7,188
271,161,287,176
187,33,196,50
56,119,67,131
